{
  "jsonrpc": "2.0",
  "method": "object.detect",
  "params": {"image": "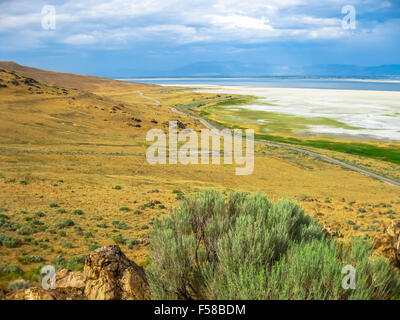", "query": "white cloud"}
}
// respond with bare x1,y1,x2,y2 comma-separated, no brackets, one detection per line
0,0,397,49
63,34,97,45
